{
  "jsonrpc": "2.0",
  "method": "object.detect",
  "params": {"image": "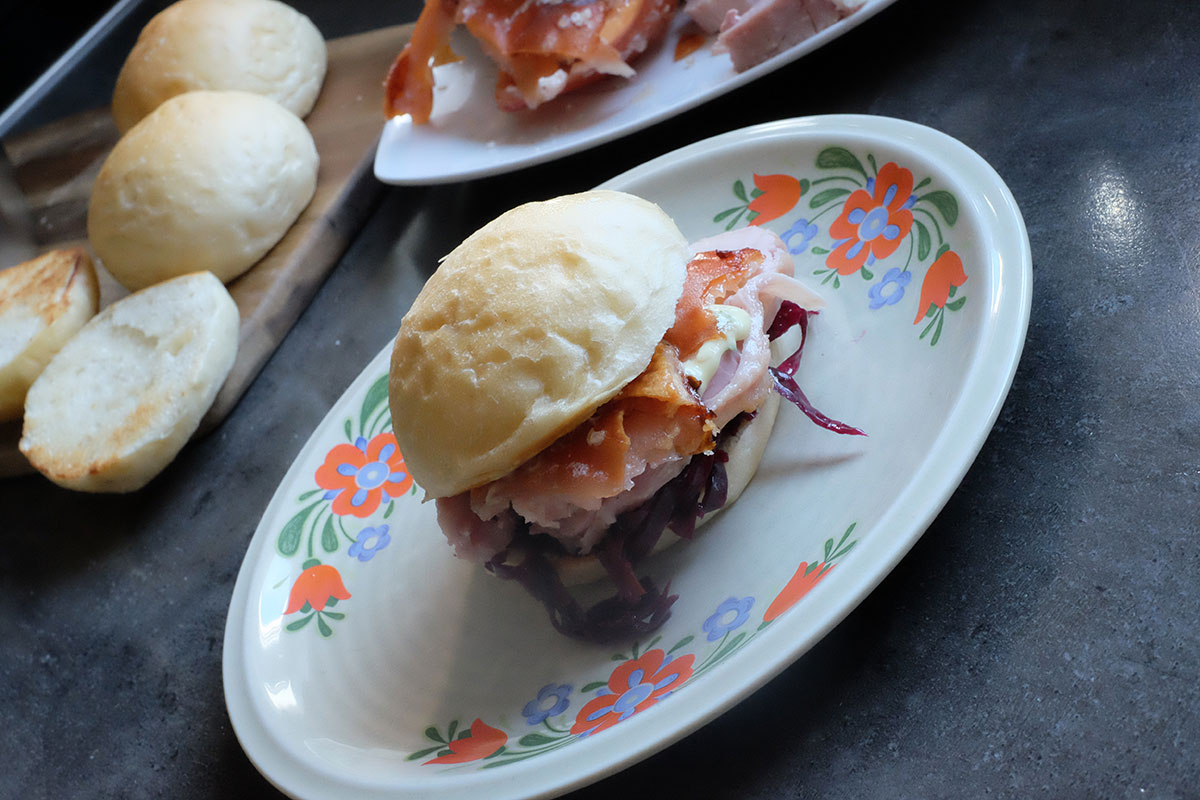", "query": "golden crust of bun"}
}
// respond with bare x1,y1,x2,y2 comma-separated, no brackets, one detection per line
0,249,99,421
112,0,327,133
389,190,689,499
88,90,318,291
